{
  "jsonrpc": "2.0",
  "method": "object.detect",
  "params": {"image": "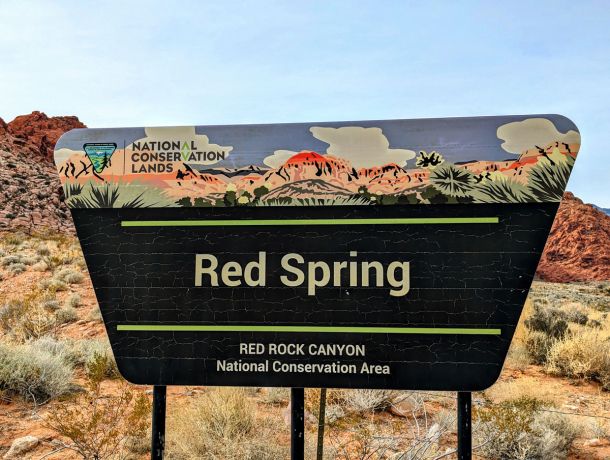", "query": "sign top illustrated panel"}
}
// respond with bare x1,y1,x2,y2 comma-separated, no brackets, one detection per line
54,115,580,208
